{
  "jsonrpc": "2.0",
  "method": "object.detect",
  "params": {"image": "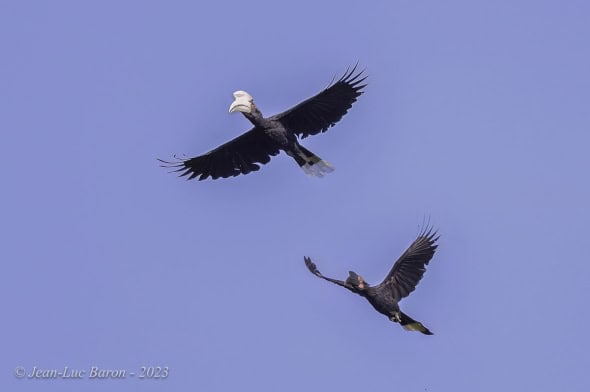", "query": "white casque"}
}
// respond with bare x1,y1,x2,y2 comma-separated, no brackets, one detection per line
228,90,254,113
